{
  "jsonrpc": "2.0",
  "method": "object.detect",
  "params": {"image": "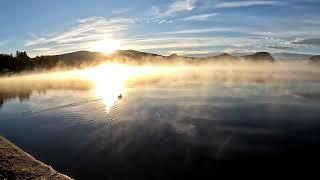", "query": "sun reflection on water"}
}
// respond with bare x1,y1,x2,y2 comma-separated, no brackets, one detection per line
80,64,187,112
81,64,133,112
